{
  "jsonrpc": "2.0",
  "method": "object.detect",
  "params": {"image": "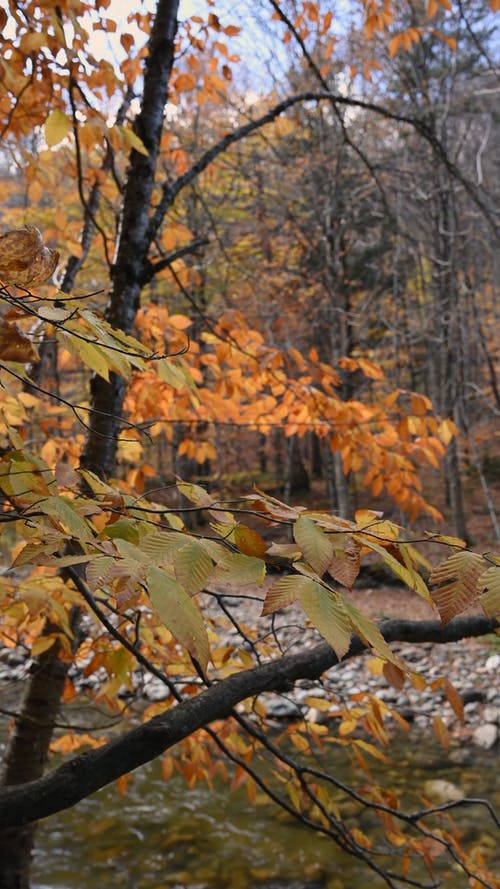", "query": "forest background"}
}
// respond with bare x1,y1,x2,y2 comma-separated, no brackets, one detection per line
0,1,499,888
